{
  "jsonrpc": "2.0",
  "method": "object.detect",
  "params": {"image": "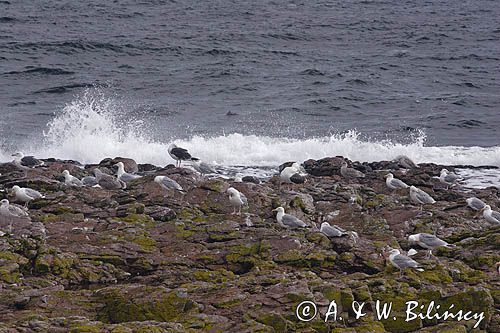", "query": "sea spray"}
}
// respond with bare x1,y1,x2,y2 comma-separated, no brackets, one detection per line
1,89,499,171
